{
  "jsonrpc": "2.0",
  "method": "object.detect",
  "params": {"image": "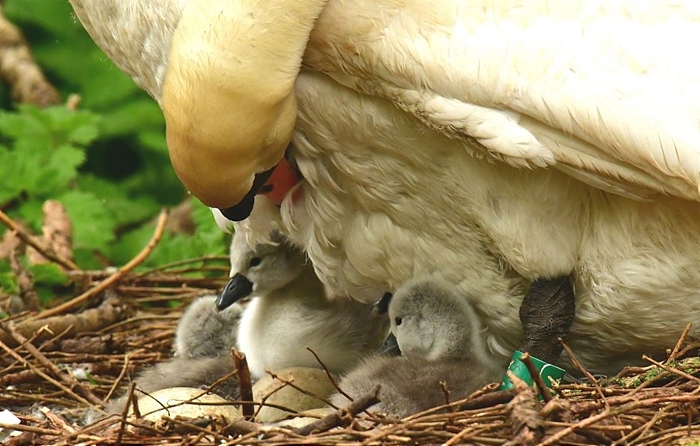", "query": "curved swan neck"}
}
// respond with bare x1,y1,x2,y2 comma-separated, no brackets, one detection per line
162,0,328,208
